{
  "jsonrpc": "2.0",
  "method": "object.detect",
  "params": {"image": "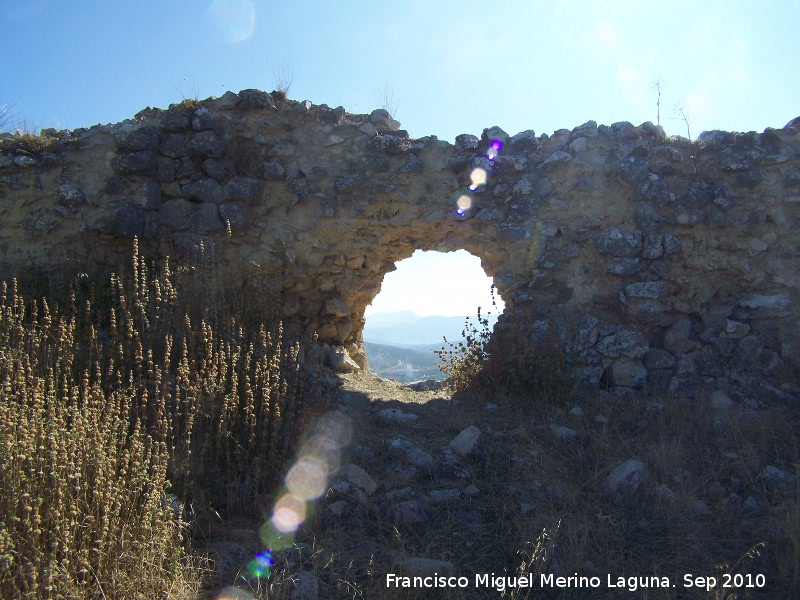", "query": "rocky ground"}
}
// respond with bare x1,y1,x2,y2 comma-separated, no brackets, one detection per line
197,372,799,600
